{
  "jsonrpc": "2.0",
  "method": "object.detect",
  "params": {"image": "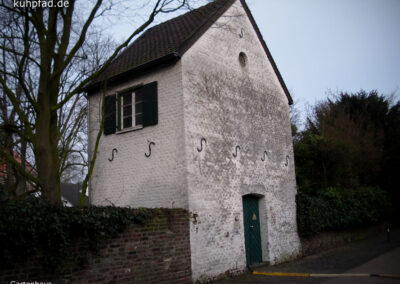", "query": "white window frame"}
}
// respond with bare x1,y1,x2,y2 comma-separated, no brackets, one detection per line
117,90,143,133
